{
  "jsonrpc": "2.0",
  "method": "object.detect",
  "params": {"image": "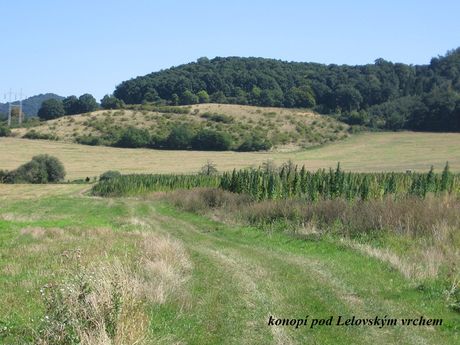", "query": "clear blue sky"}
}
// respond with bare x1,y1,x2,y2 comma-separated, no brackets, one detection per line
1,0,459,101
